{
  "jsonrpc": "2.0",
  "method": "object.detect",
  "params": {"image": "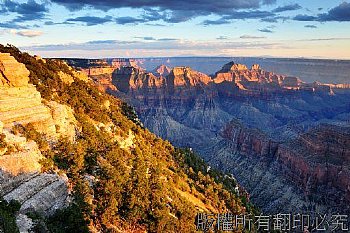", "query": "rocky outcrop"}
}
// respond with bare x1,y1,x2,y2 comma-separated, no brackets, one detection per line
57,71,74,84
0,85,55,133
0,125,70,231
112,66,212,93
111,58,139,69
153,64,171,77
168,67,212,87
0,53,78,139
81,67,116,76
0,53,30,87
3,173,70,215
46,101,78,141
214,62,302,90
0,53,73,231
218,62,248,72
0,53,57,136
0,129,42,176
112,66,166,93
251,64,260,70
73,70,90,82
